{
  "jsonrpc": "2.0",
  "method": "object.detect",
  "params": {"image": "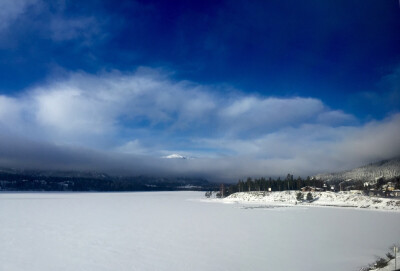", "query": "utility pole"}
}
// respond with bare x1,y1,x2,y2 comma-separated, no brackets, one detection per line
220,183,225,198
394,246,398,271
